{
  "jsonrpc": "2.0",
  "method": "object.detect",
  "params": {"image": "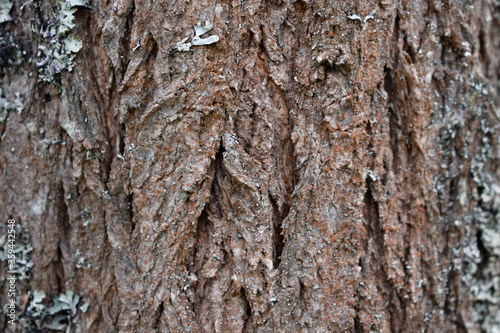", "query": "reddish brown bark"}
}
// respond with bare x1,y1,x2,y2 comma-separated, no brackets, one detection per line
1,0,499,332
